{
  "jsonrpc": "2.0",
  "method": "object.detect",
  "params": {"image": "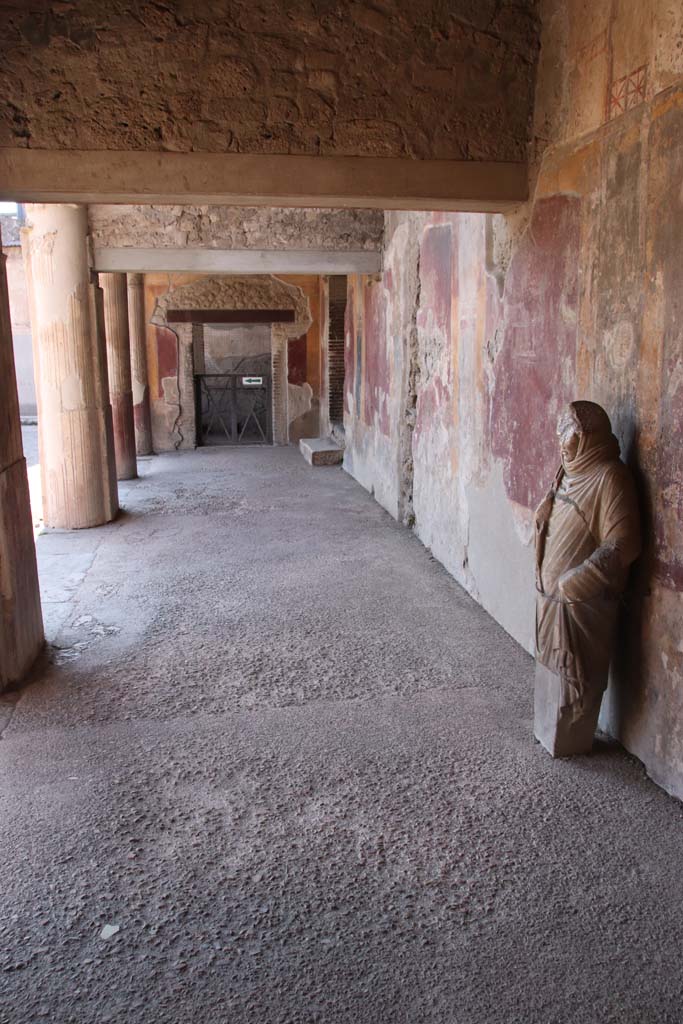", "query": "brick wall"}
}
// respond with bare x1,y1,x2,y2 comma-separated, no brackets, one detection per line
328,275,347,425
